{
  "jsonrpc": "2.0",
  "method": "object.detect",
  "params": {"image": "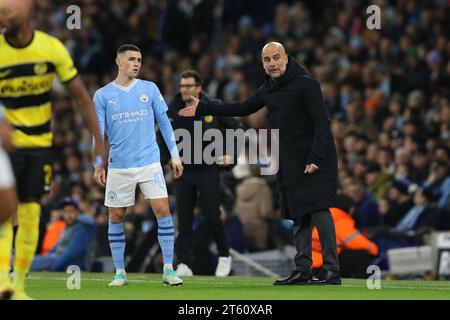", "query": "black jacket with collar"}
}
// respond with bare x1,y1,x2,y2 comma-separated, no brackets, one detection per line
196,57,338,217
